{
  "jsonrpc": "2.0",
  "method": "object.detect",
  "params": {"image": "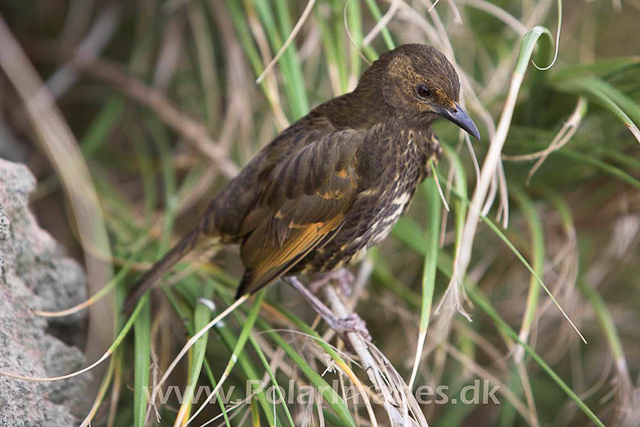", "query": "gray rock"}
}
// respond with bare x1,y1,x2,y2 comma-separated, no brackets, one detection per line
0,158,89,426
